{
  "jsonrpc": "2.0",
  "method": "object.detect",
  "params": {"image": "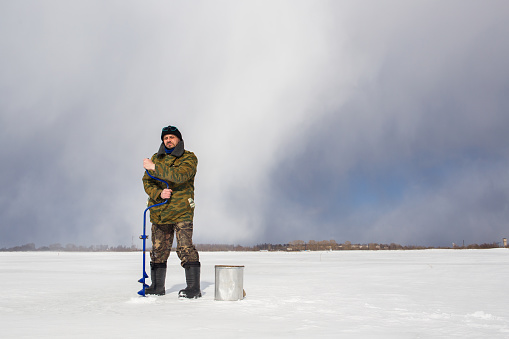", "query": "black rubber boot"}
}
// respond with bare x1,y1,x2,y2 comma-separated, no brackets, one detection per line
178,262,202,299
145,262,167,296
